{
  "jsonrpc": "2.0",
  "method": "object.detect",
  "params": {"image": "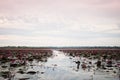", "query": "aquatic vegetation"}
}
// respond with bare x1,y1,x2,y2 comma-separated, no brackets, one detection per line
0,48,120,80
